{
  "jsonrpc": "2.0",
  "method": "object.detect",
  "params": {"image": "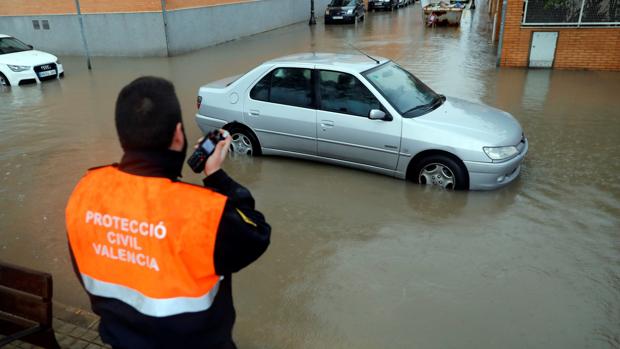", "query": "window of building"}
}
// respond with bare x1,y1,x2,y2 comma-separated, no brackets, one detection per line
522,0,620,26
